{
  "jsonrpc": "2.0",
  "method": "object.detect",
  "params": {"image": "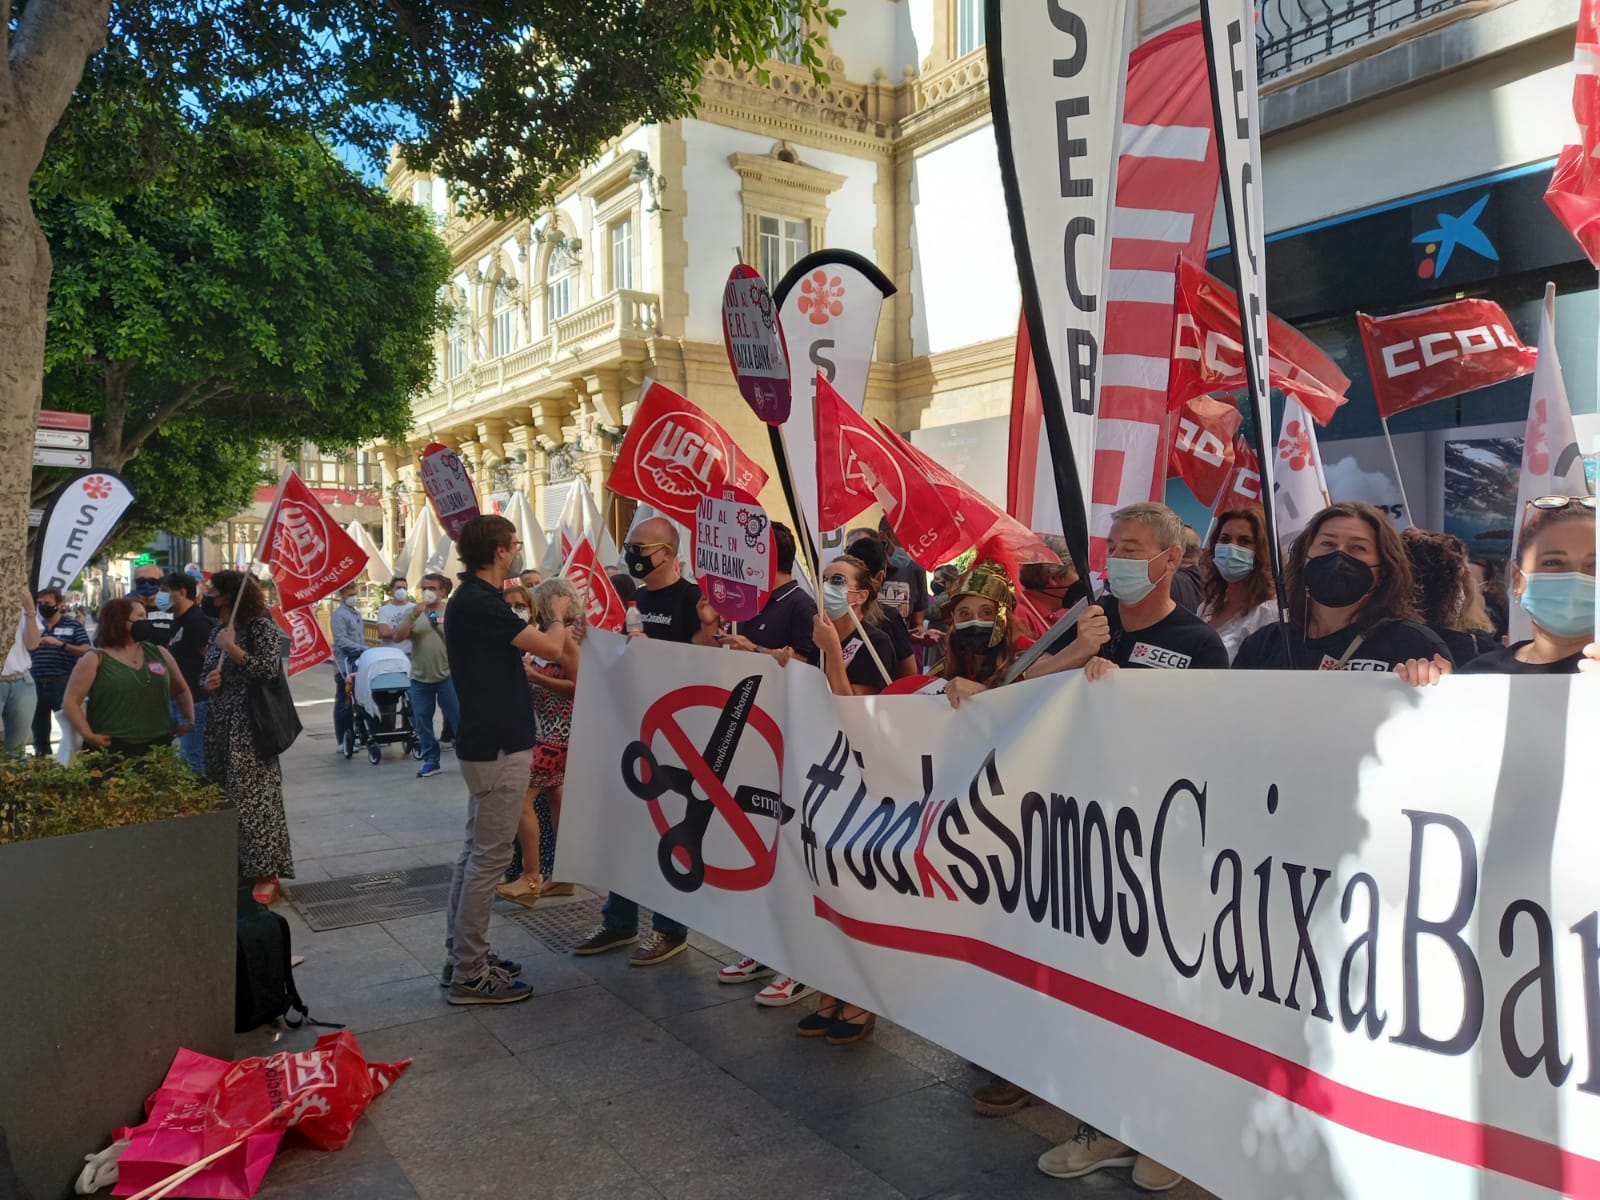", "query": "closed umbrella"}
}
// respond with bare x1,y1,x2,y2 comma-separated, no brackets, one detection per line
343,520,392,585
395,505,443,581
503,490,548,575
